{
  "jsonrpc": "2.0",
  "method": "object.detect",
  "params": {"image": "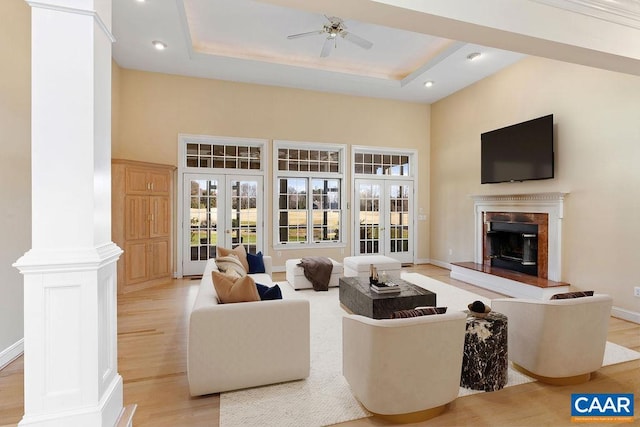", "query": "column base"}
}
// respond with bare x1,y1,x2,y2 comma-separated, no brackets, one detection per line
19,374,123,427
